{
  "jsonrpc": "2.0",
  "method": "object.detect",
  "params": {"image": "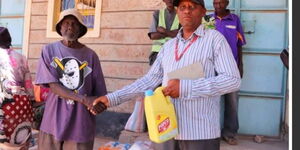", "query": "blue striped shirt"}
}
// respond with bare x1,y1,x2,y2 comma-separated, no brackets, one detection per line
107,25,241,140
